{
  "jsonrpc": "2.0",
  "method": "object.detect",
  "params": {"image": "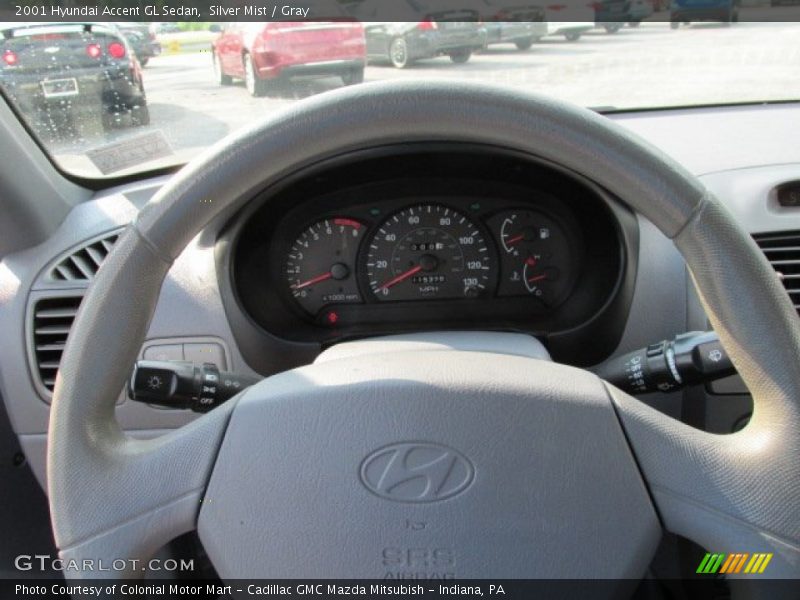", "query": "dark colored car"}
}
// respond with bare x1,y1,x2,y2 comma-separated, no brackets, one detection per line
211,21,367,97
479,0,548,50
670,0,739,26
352,0,486,68
0,23,149,134
628,0,654,24
115,22,161,66
593,0,632,32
